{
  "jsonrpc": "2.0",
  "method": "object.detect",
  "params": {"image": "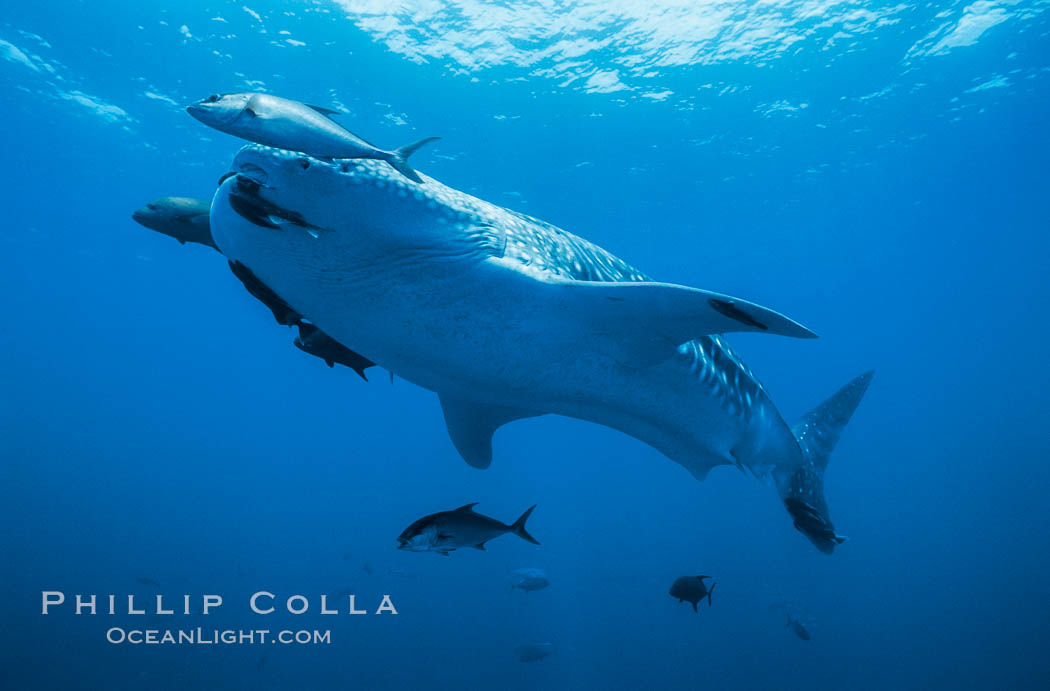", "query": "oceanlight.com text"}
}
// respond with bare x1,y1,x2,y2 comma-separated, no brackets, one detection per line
105,628,331,645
